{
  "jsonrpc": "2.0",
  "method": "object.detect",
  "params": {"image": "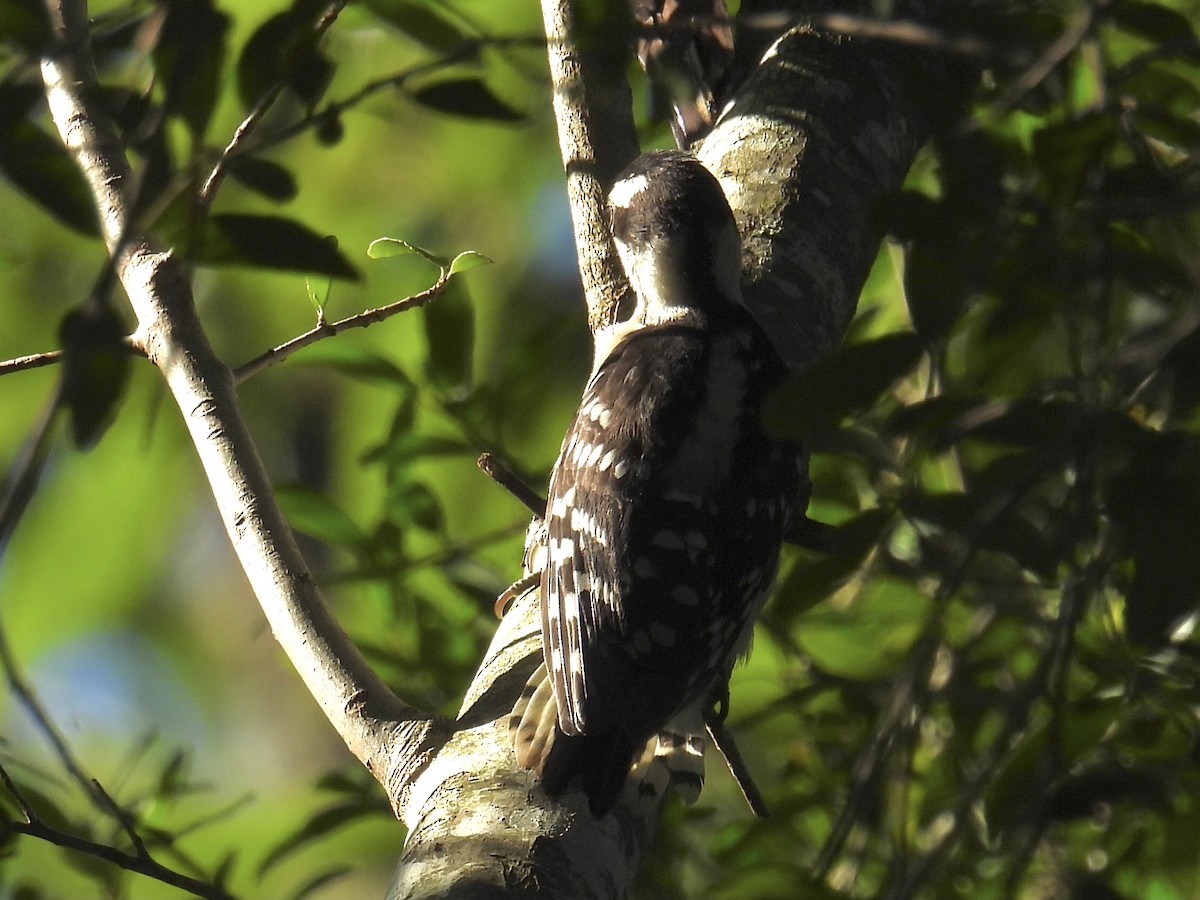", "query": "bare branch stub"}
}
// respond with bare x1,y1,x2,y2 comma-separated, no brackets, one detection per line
477,452,547,519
